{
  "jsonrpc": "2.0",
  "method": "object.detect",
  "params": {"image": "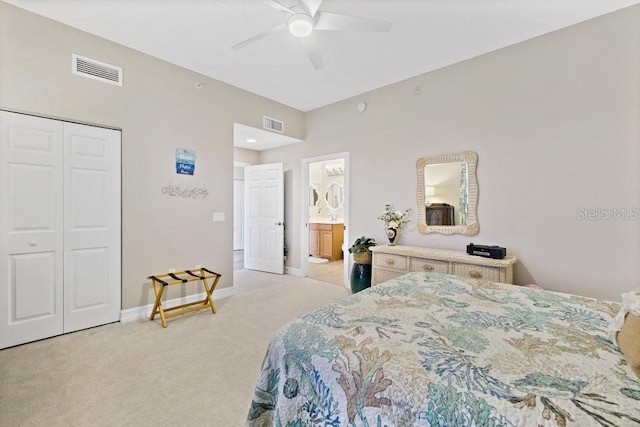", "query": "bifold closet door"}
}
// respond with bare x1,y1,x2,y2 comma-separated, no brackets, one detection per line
0,111,121,349
63,122,121,333
0,112,65,348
